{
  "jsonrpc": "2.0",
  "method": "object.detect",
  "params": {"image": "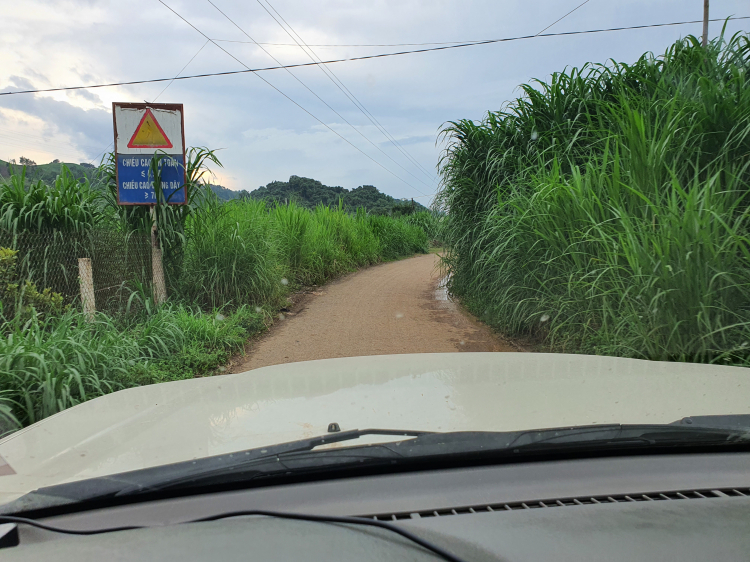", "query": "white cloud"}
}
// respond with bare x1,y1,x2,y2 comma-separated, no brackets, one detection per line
1,0,748,198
